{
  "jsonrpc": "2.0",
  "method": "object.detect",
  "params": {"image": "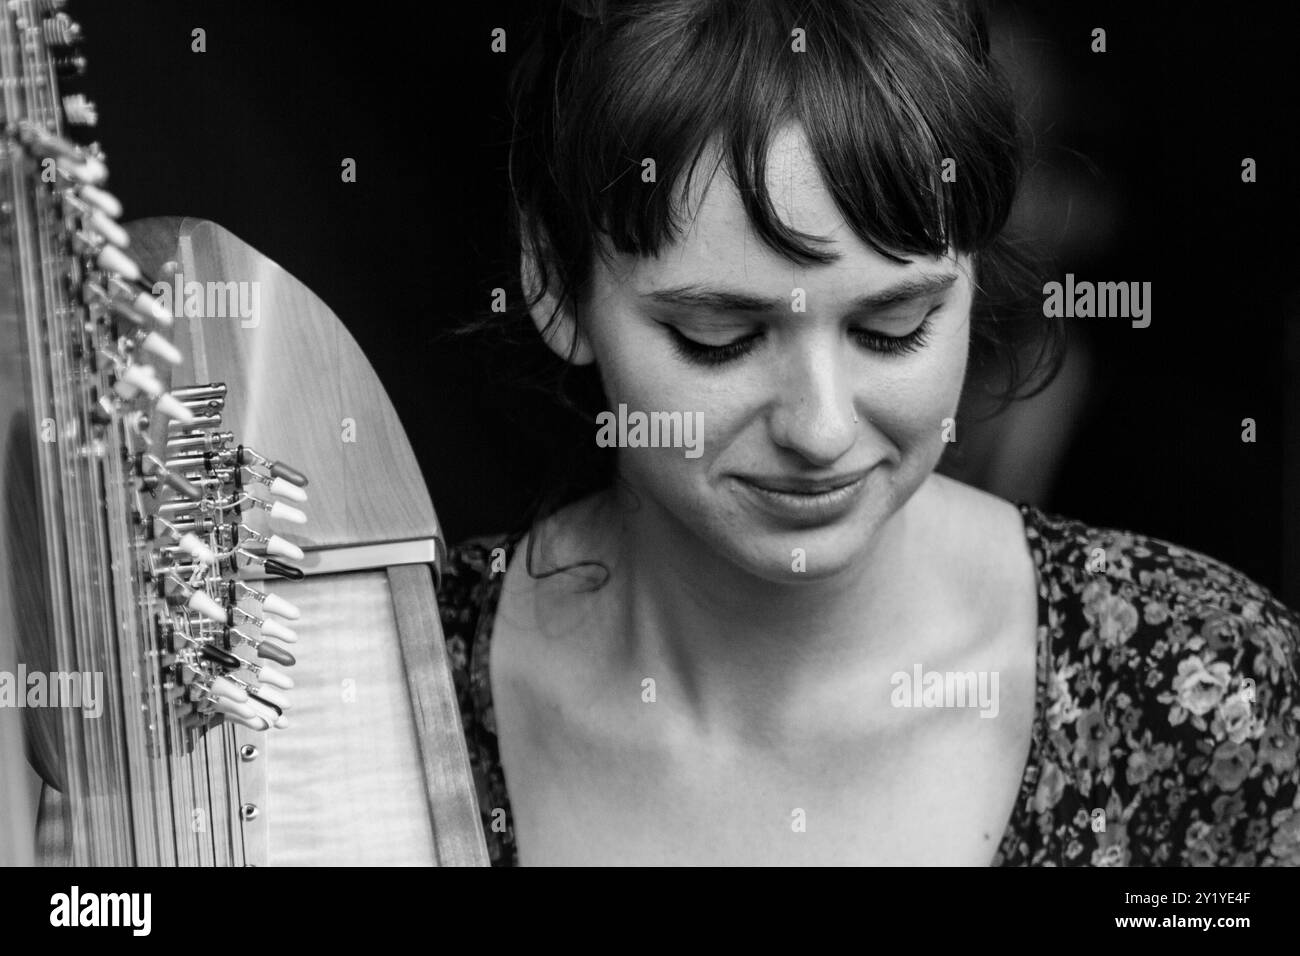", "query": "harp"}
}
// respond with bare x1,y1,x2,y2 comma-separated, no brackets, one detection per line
0,1,486,866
